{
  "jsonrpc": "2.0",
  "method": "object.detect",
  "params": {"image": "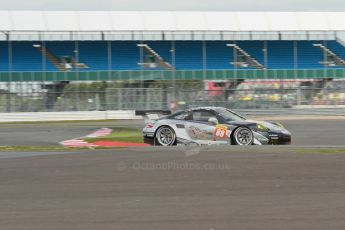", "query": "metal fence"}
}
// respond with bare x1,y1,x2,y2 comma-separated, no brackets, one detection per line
0,84,345,113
